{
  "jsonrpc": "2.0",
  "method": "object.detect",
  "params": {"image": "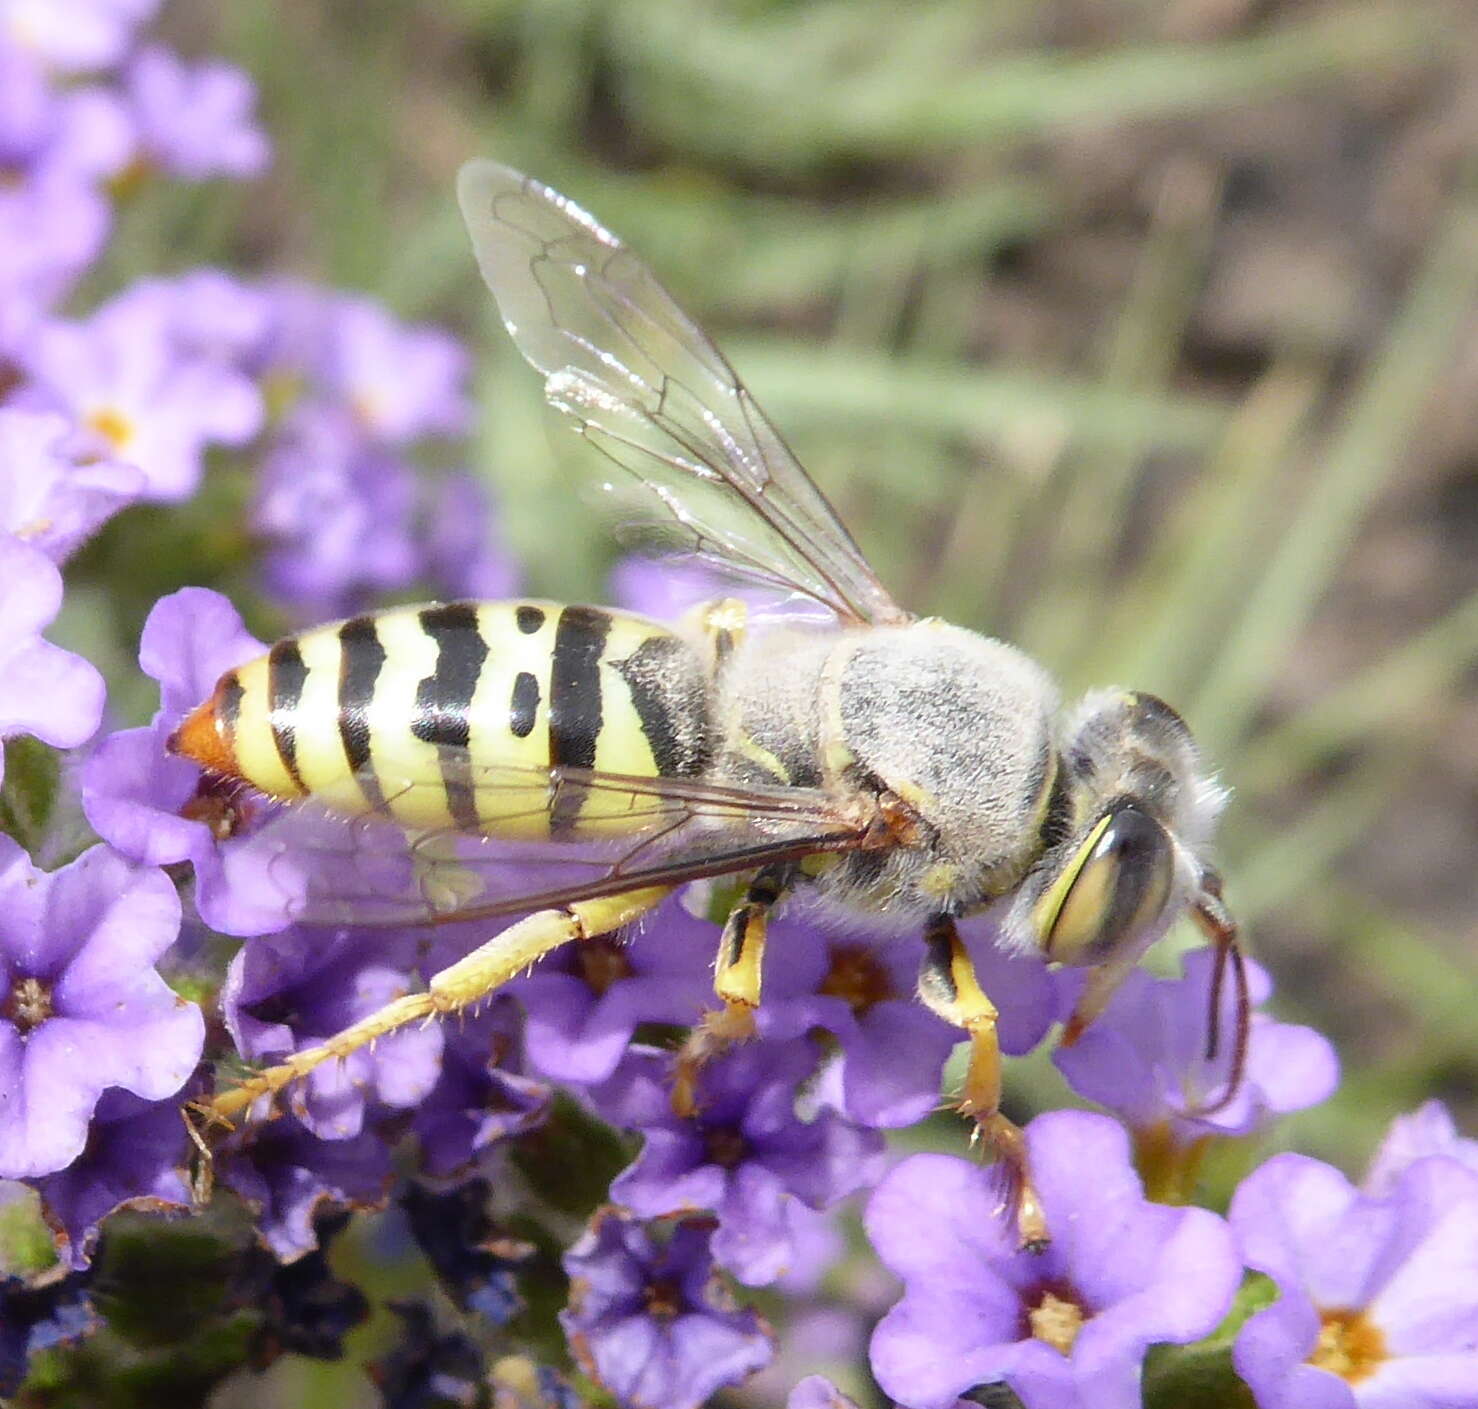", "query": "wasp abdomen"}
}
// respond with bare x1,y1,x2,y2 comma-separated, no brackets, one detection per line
172,600,711,839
